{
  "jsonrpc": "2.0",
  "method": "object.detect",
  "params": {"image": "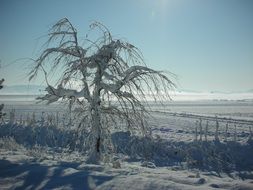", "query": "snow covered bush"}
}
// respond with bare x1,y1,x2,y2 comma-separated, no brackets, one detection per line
28,18,175,163
0,136,25,151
